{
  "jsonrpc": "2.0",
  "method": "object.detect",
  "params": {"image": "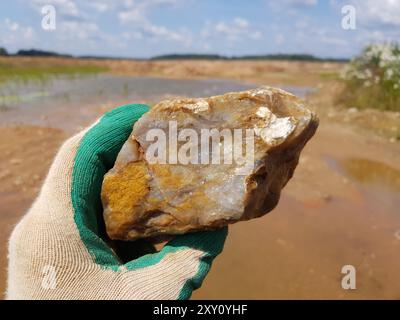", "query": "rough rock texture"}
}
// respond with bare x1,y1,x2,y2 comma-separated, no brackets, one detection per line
101,87,318,240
